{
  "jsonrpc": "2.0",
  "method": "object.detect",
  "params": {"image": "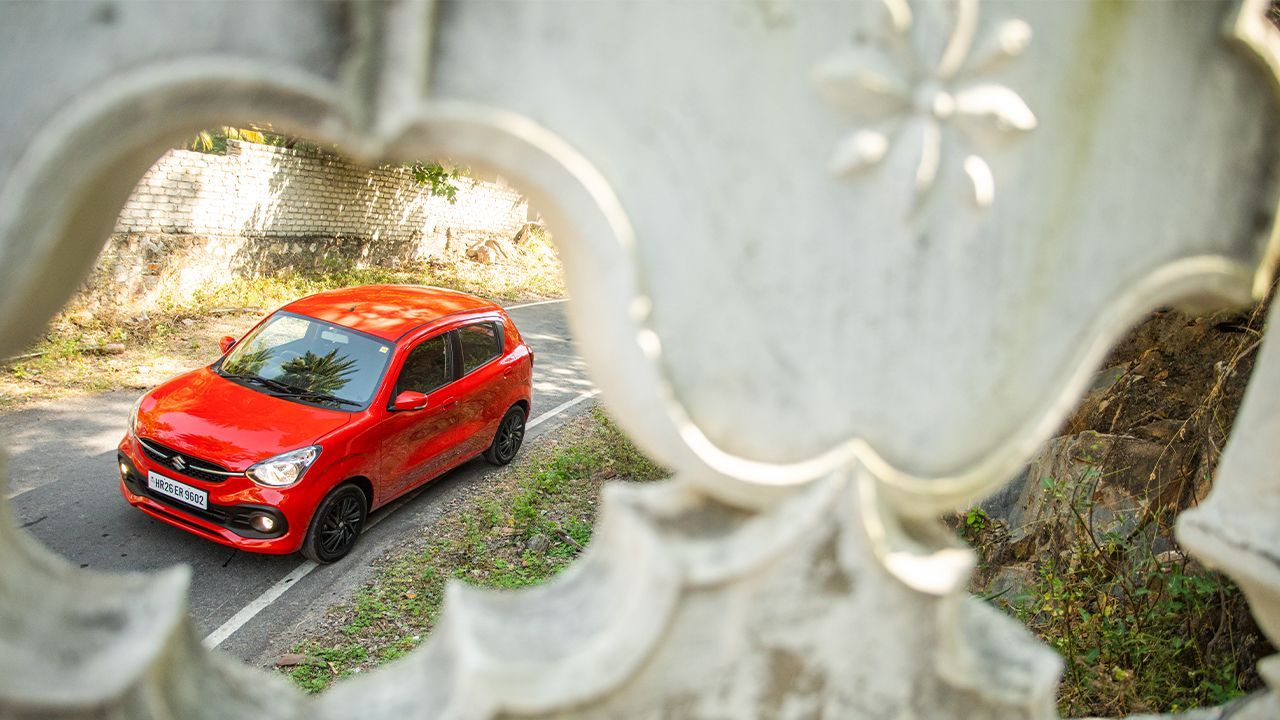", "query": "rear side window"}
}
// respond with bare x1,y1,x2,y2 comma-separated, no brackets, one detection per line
458,322,502,375
397,334,452,395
